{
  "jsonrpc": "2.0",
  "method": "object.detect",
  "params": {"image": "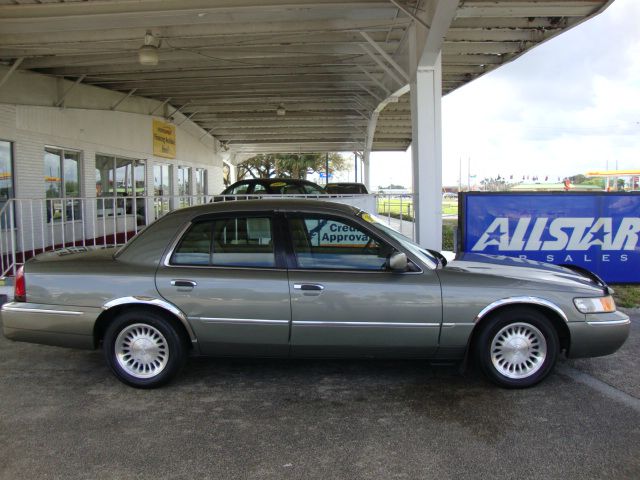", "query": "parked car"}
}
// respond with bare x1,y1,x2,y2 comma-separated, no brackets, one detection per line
1,200,630,389
220,178,326,196
325,182,369,194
